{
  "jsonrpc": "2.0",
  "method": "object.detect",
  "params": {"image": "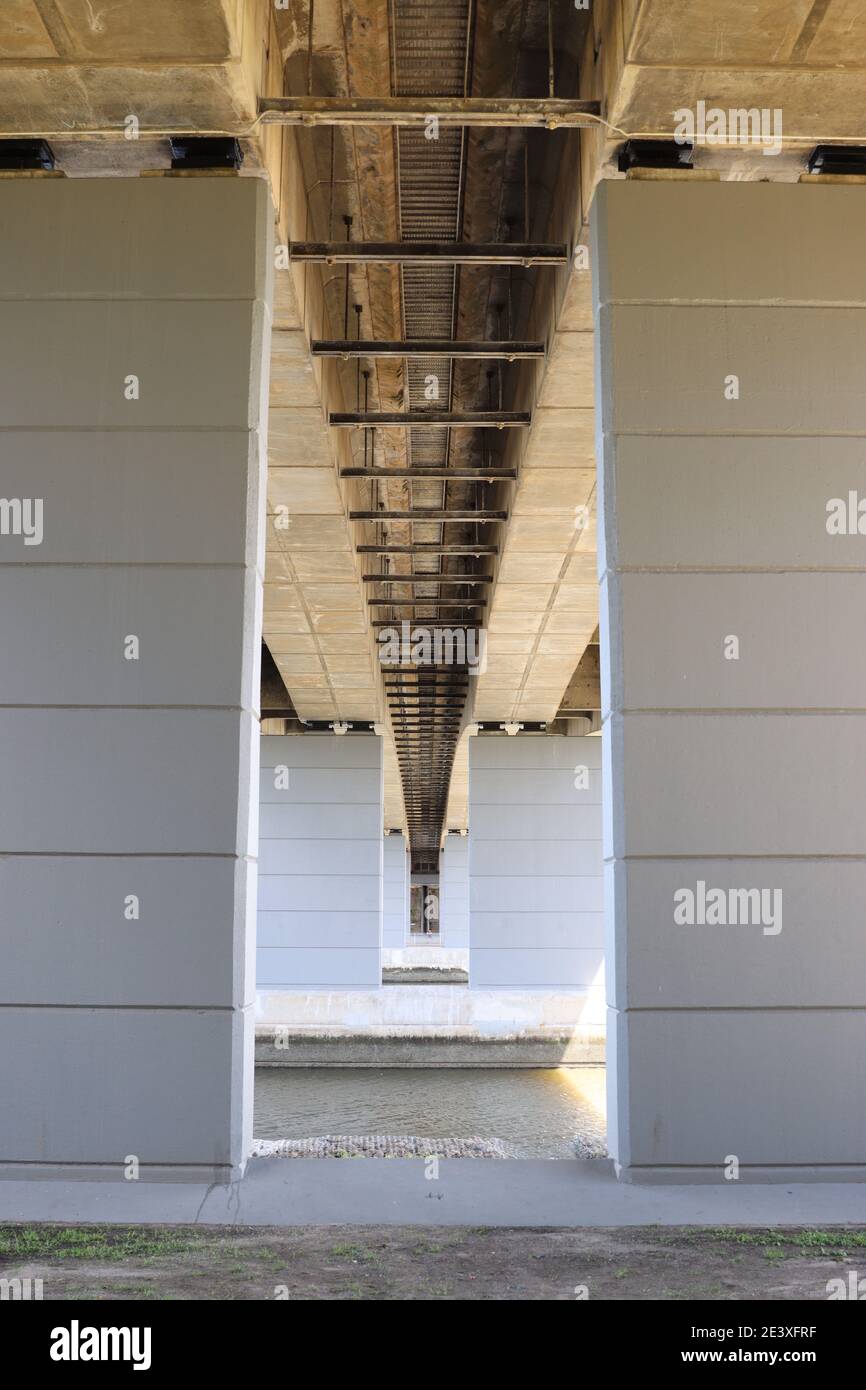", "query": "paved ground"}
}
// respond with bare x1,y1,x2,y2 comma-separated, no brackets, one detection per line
5,1159,866,1227
3,1224,865,1300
